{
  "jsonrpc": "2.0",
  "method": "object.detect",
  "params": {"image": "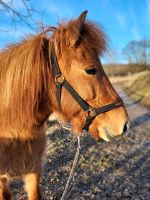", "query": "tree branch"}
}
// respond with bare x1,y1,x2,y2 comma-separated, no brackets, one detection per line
0,0,36,30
